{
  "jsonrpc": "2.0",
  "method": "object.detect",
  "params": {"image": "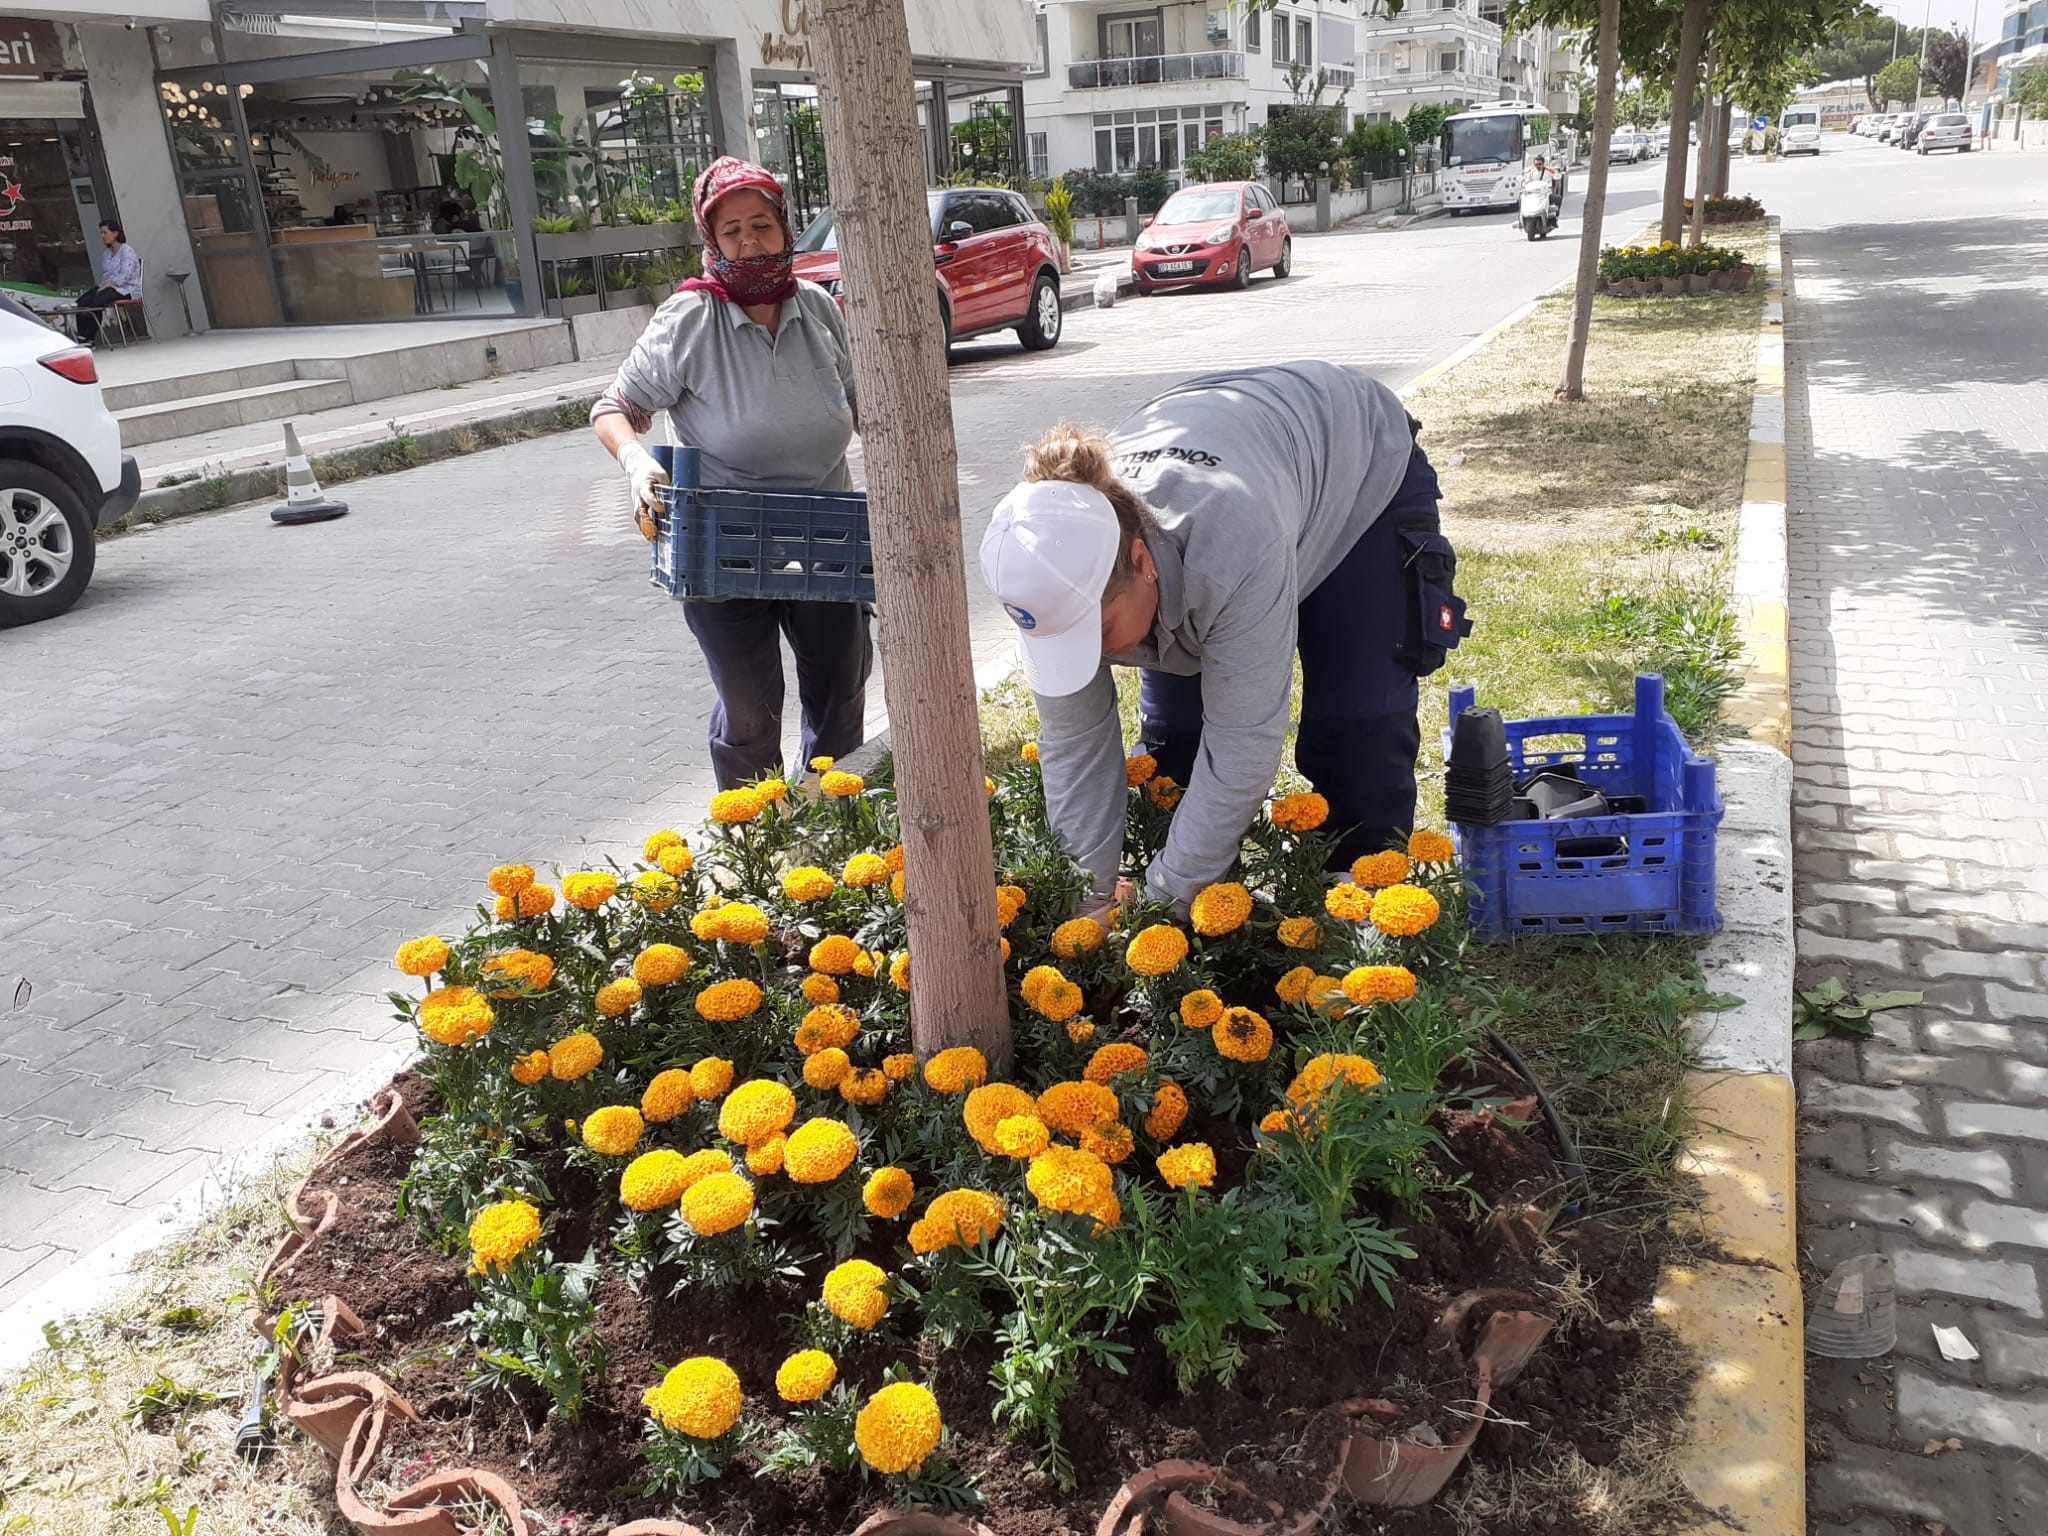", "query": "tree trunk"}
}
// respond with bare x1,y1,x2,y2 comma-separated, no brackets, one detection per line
1558,0,1620,403
1688,41,1715,247
1659,0,1710,244
808,0,1012,1068
1712,95,1734,197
